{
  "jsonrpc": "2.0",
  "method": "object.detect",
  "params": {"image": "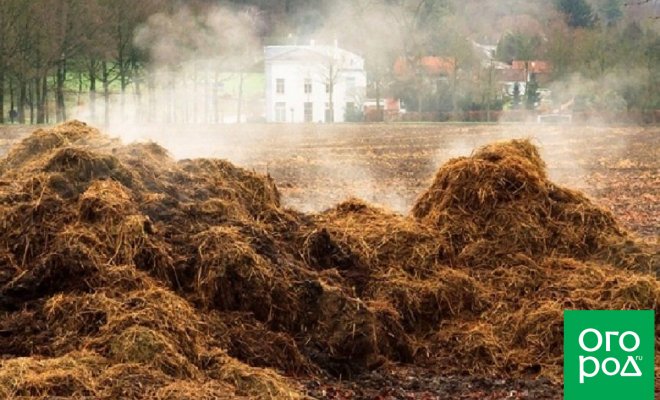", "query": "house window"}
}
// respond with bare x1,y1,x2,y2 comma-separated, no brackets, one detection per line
304,79,312,94
275,102,286,122
276,79,285,94
304,102,313,122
